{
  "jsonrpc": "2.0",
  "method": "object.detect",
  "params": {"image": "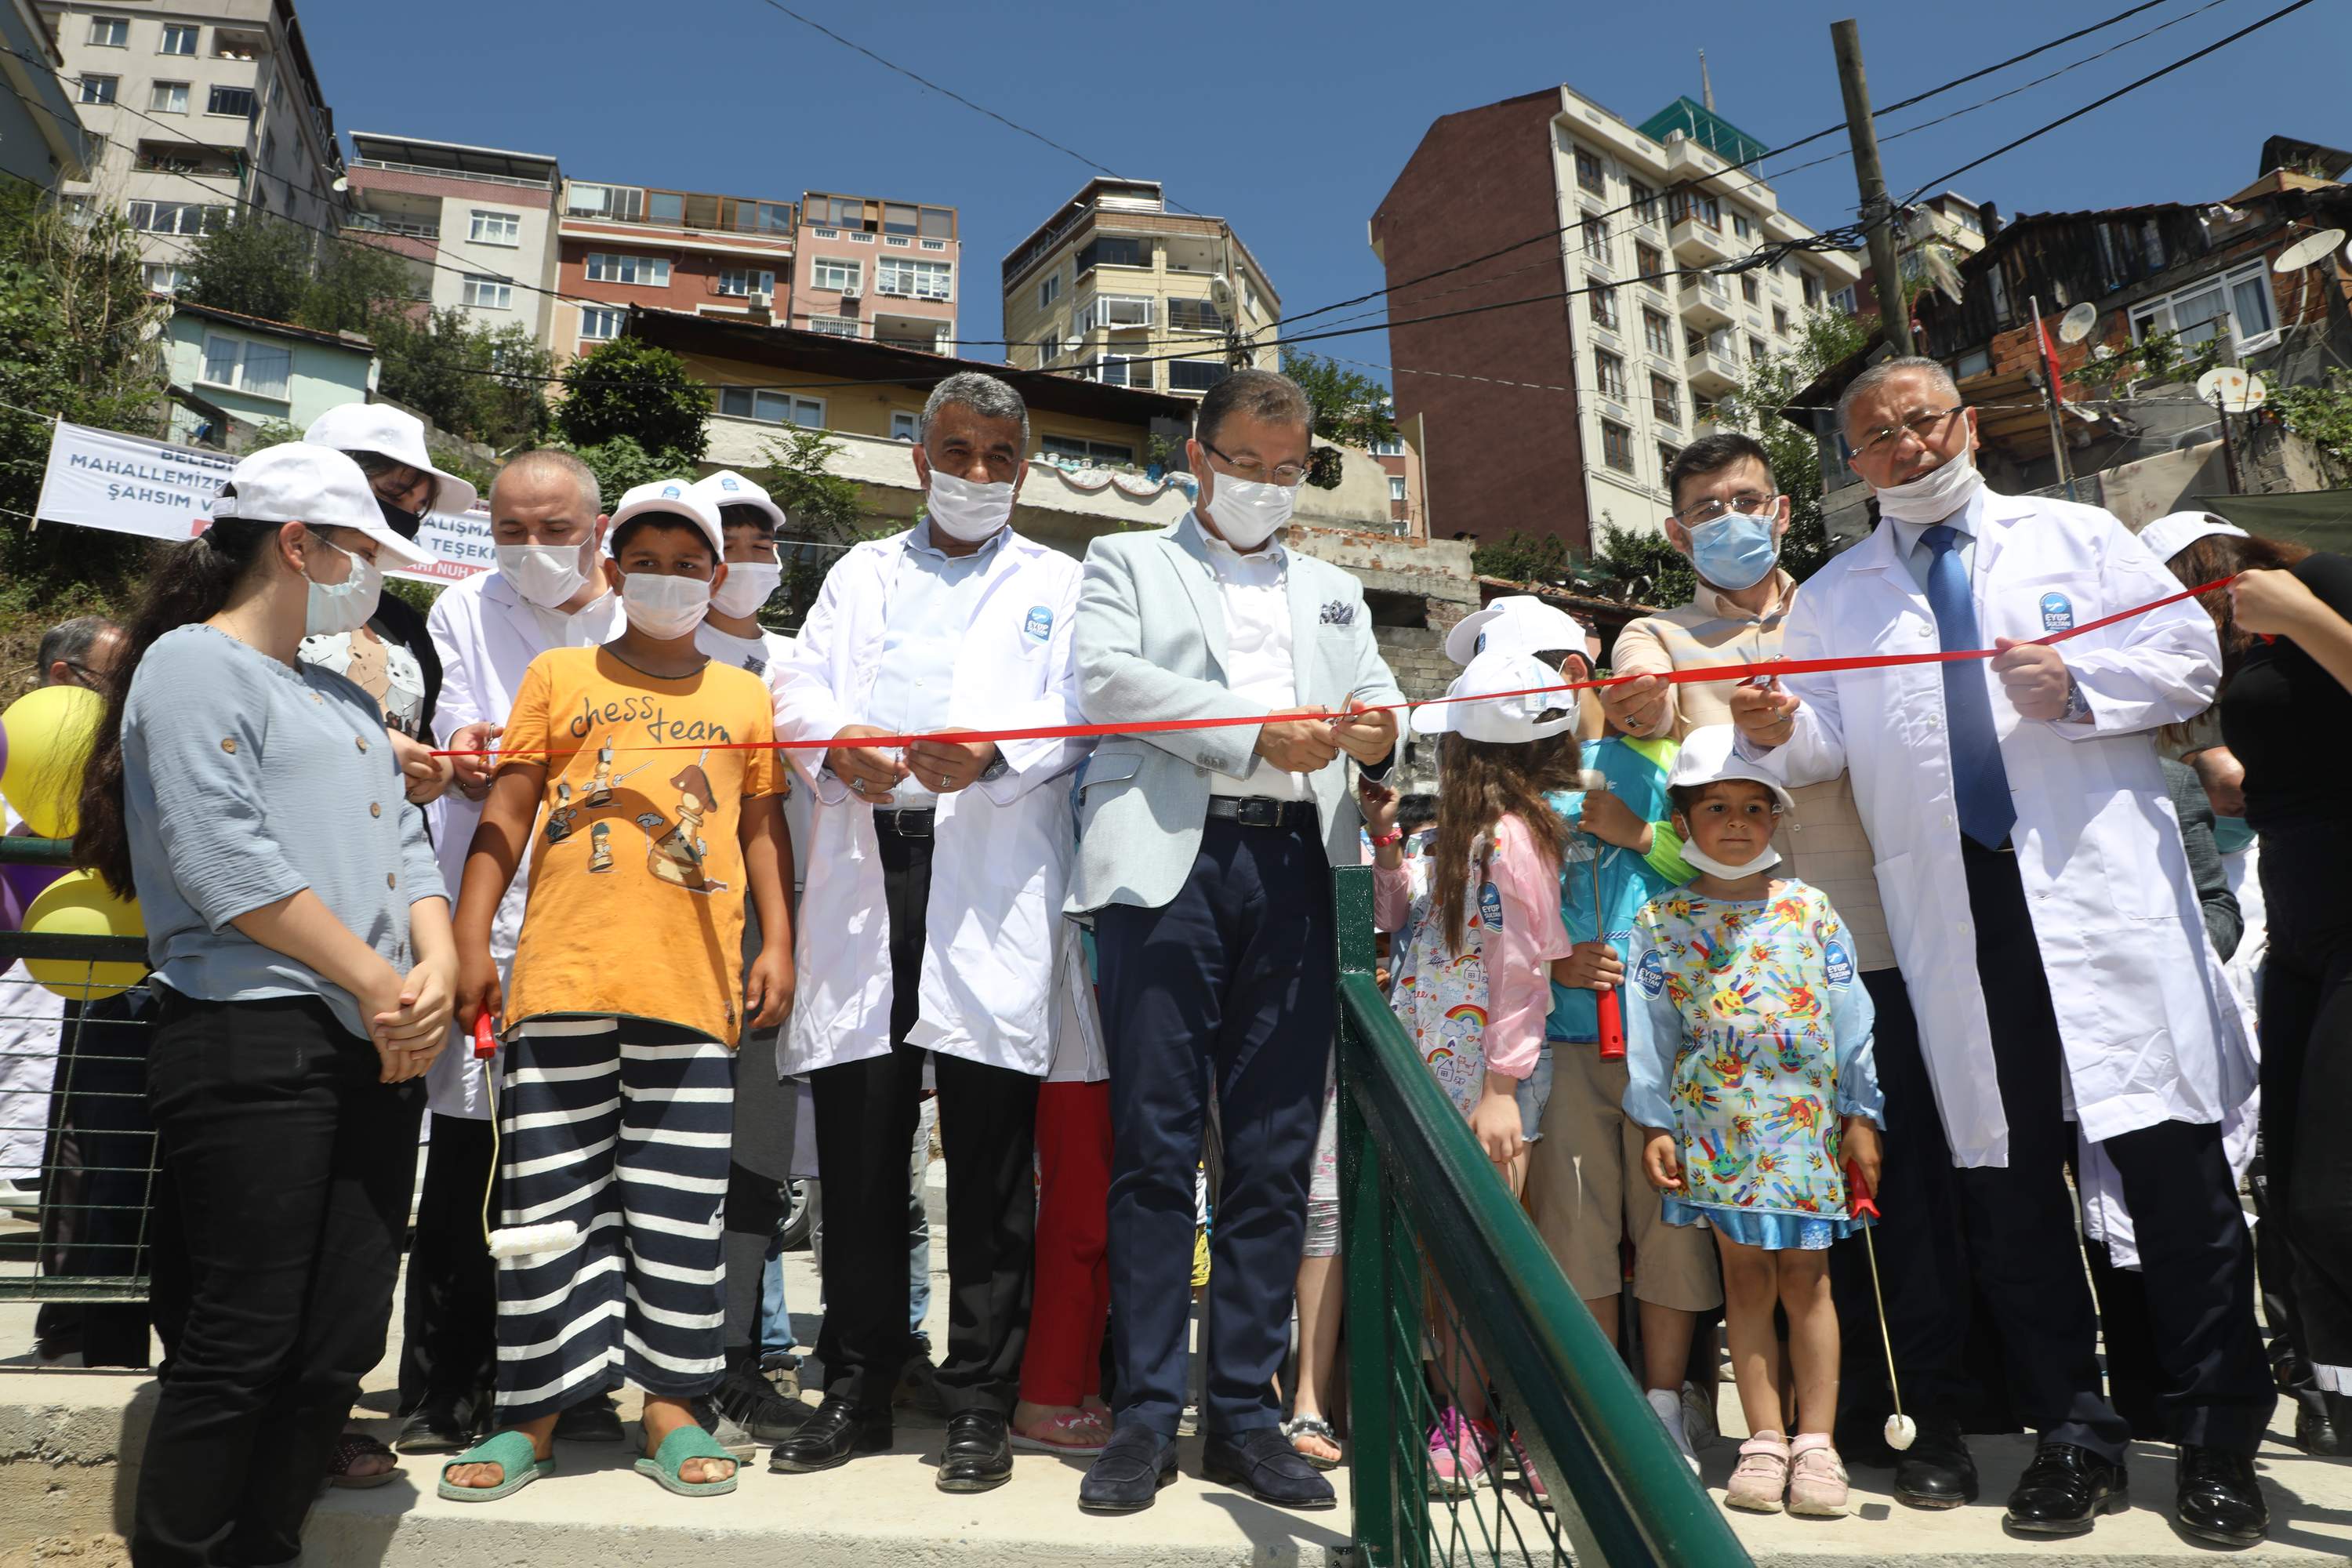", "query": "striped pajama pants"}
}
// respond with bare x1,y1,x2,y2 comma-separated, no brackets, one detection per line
494,1016,734,1424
